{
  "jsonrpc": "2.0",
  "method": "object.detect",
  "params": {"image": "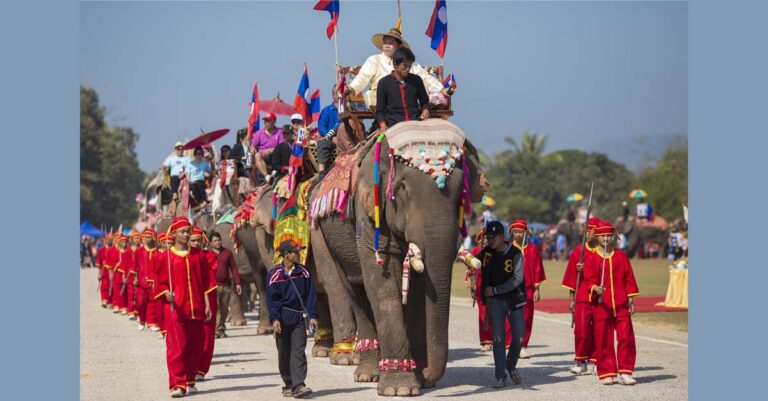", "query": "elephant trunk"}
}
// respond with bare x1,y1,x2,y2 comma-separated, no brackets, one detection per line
418,227,457,386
